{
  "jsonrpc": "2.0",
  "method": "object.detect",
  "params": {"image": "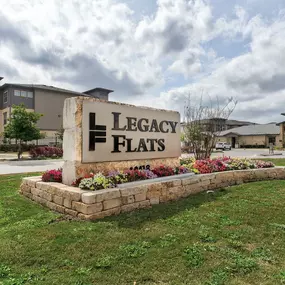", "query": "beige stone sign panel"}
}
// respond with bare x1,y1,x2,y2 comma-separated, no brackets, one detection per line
82,100,181,163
